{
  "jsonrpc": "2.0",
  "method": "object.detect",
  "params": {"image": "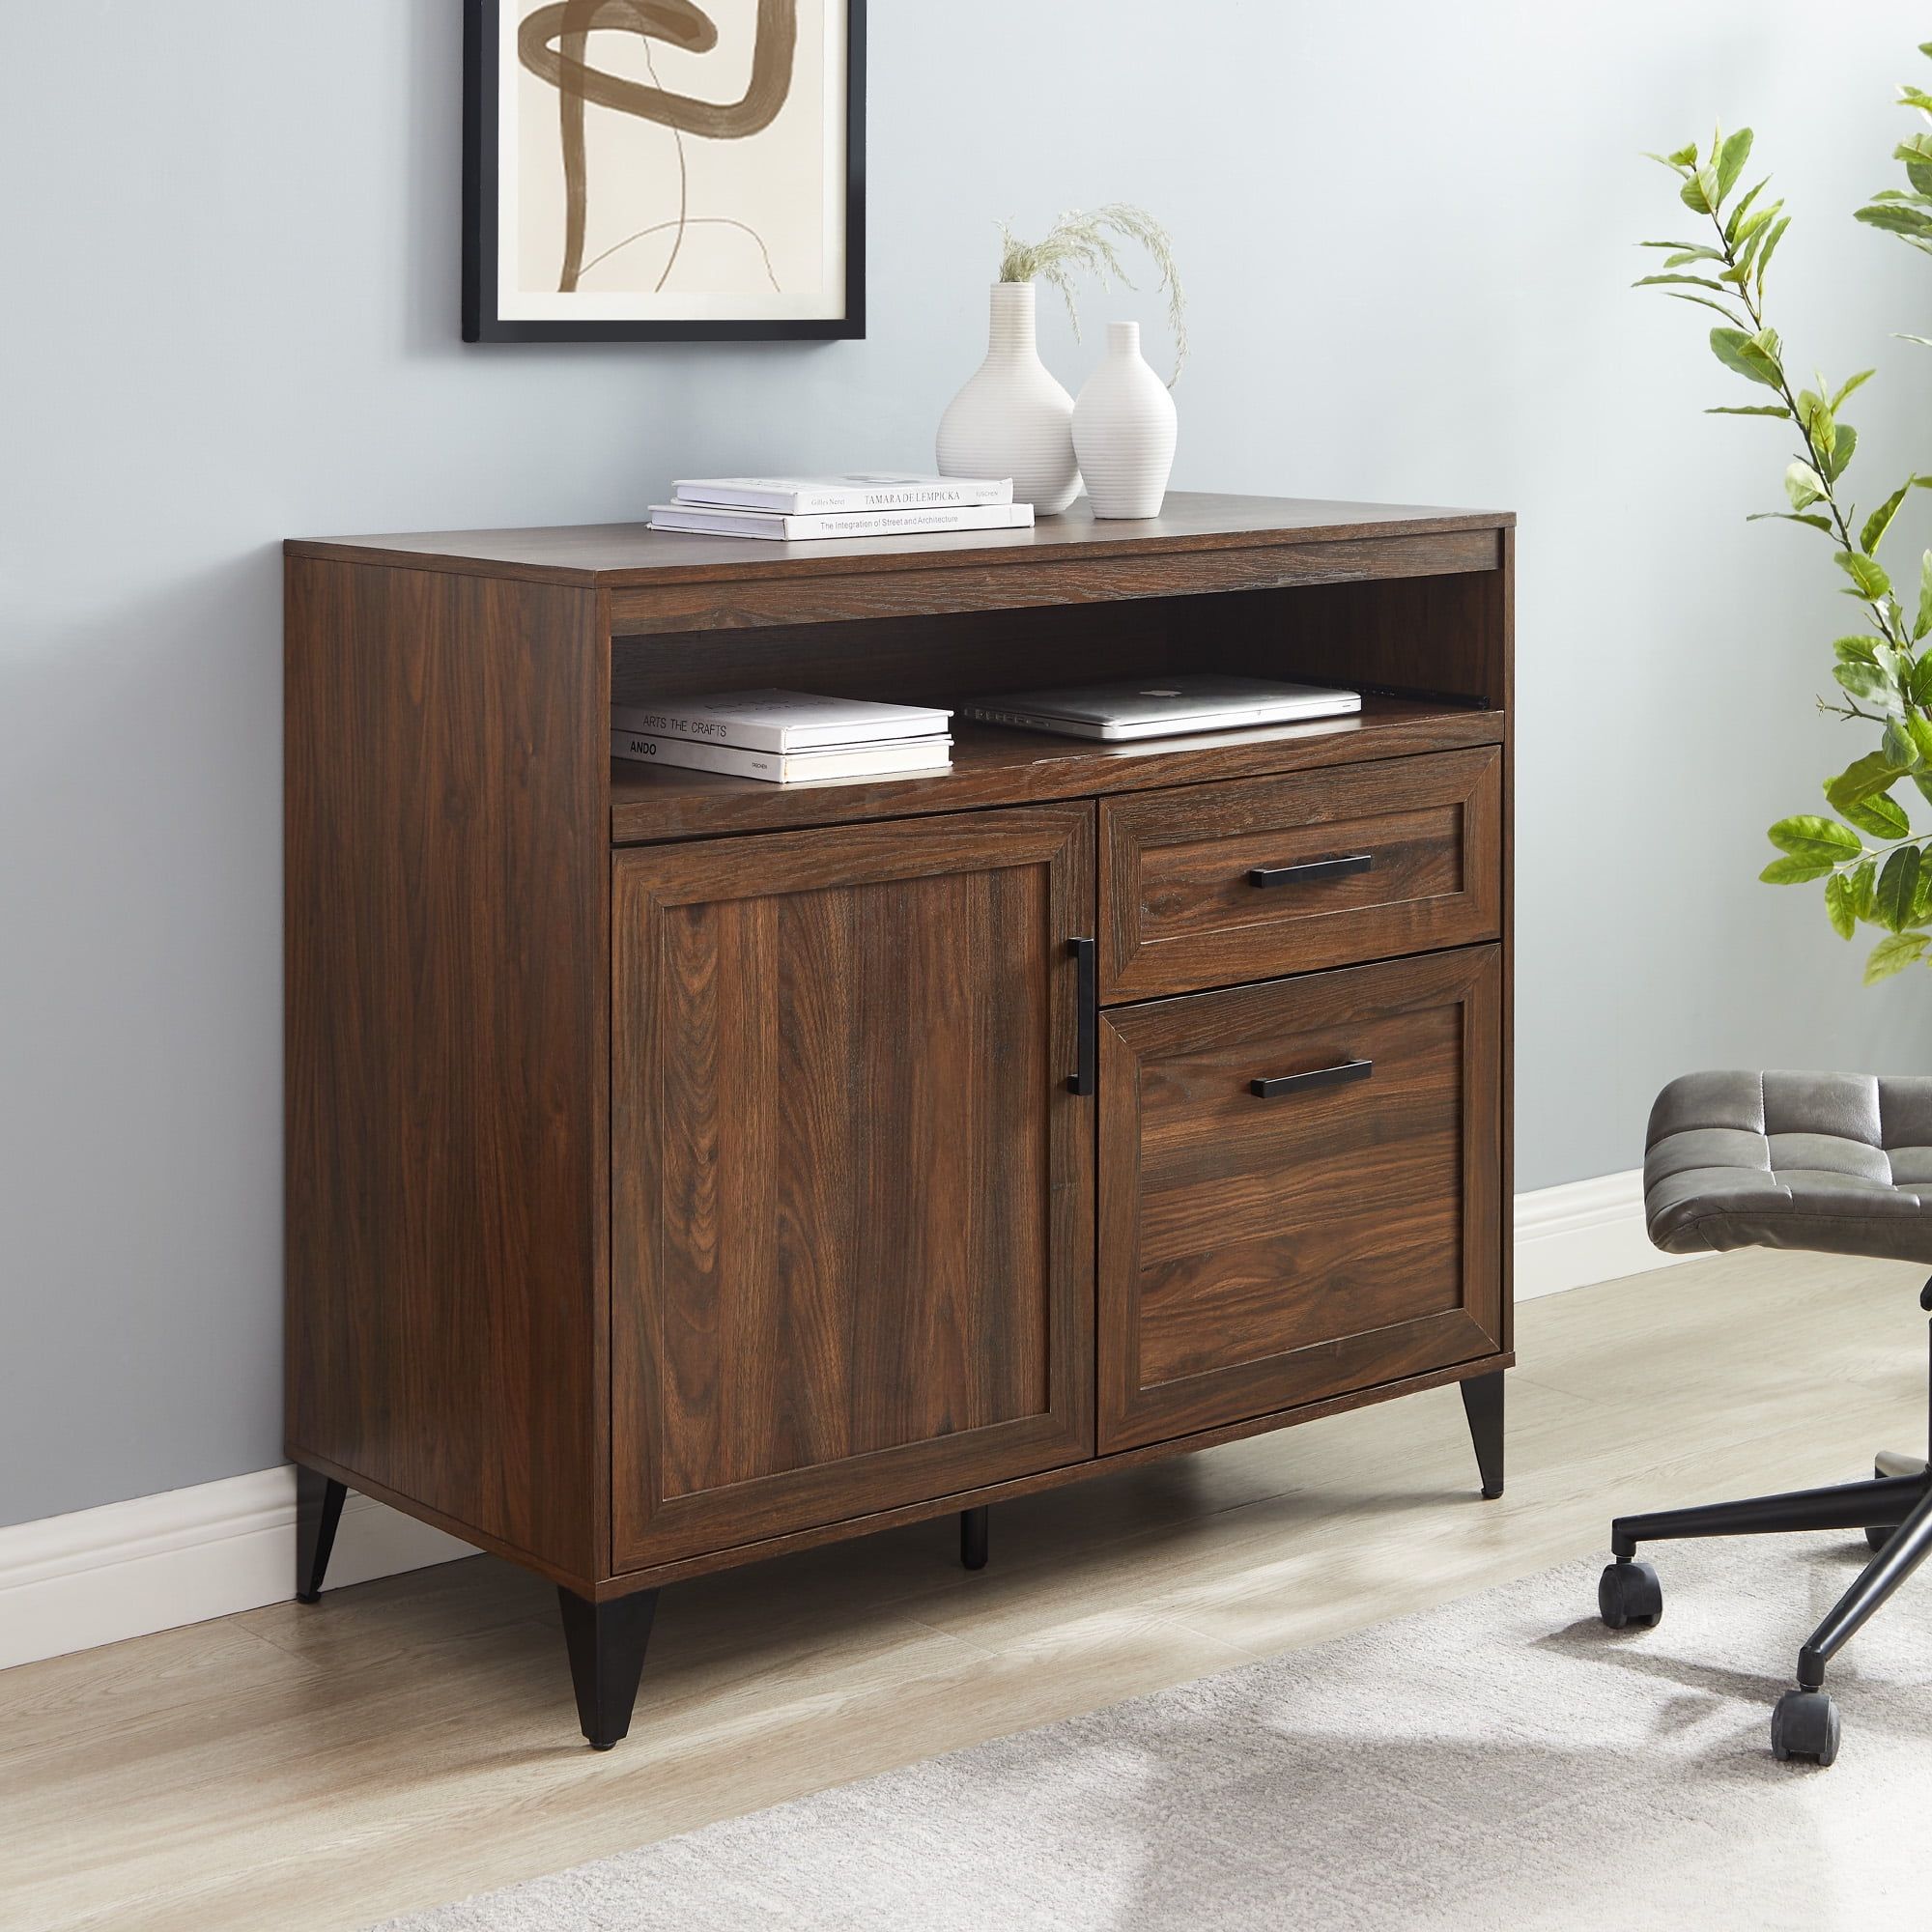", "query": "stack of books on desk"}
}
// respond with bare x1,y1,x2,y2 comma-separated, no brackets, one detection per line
648,474,1034,542
612,689,953,784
